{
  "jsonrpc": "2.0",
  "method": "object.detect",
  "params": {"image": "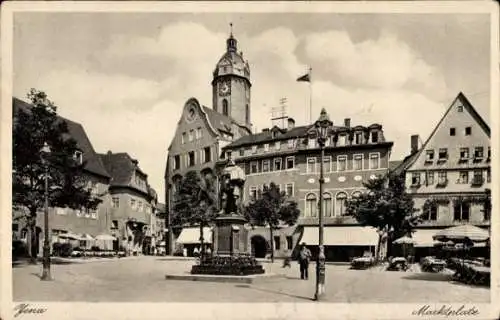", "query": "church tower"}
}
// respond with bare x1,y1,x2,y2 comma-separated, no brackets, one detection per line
212,23,252,131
